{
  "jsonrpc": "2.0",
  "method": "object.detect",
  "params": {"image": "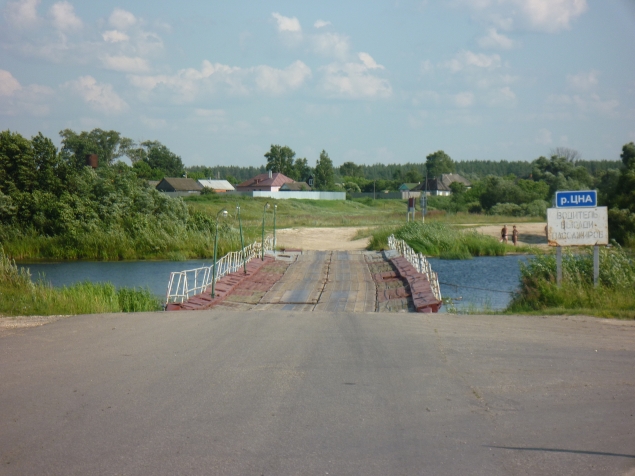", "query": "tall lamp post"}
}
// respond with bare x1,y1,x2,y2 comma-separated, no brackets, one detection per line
273,204,277,252
211,208,228,298
261,202,270,260
236,204,246,274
